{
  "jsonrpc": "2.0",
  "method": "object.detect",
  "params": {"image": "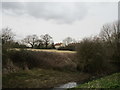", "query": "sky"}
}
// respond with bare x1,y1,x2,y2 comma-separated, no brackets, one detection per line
1,1,118,43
